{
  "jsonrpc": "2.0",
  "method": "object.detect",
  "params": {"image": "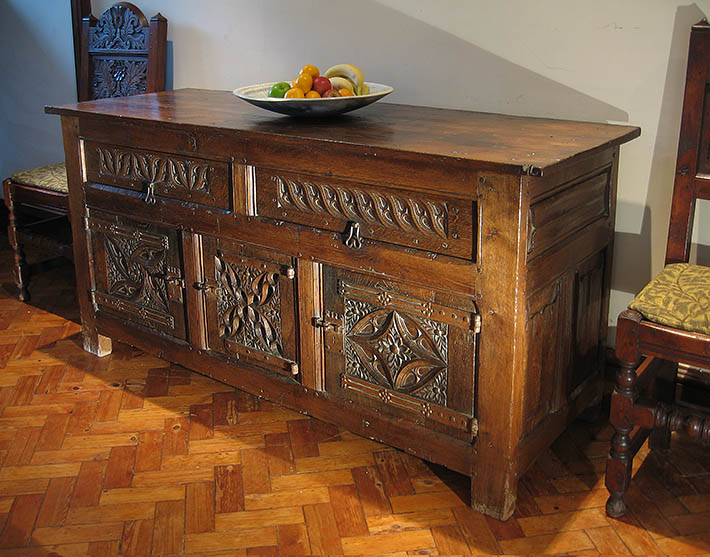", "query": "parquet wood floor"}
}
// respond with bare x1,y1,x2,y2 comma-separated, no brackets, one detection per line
0,240,709,556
